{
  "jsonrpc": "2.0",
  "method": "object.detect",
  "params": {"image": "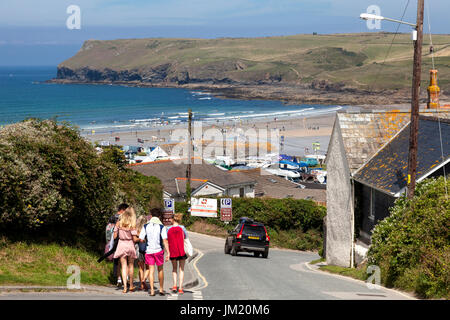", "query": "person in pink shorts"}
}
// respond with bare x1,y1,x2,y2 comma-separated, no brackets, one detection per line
113,207,139,293
138,208,168,296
